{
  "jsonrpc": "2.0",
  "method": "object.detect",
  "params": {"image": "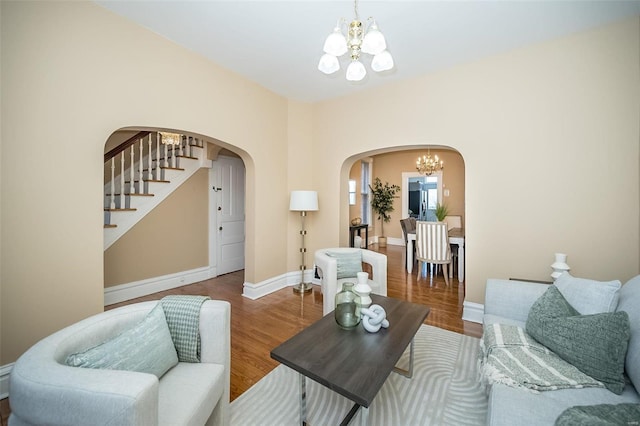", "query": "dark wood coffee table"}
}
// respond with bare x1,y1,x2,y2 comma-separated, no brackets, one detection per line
270,294,430,425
